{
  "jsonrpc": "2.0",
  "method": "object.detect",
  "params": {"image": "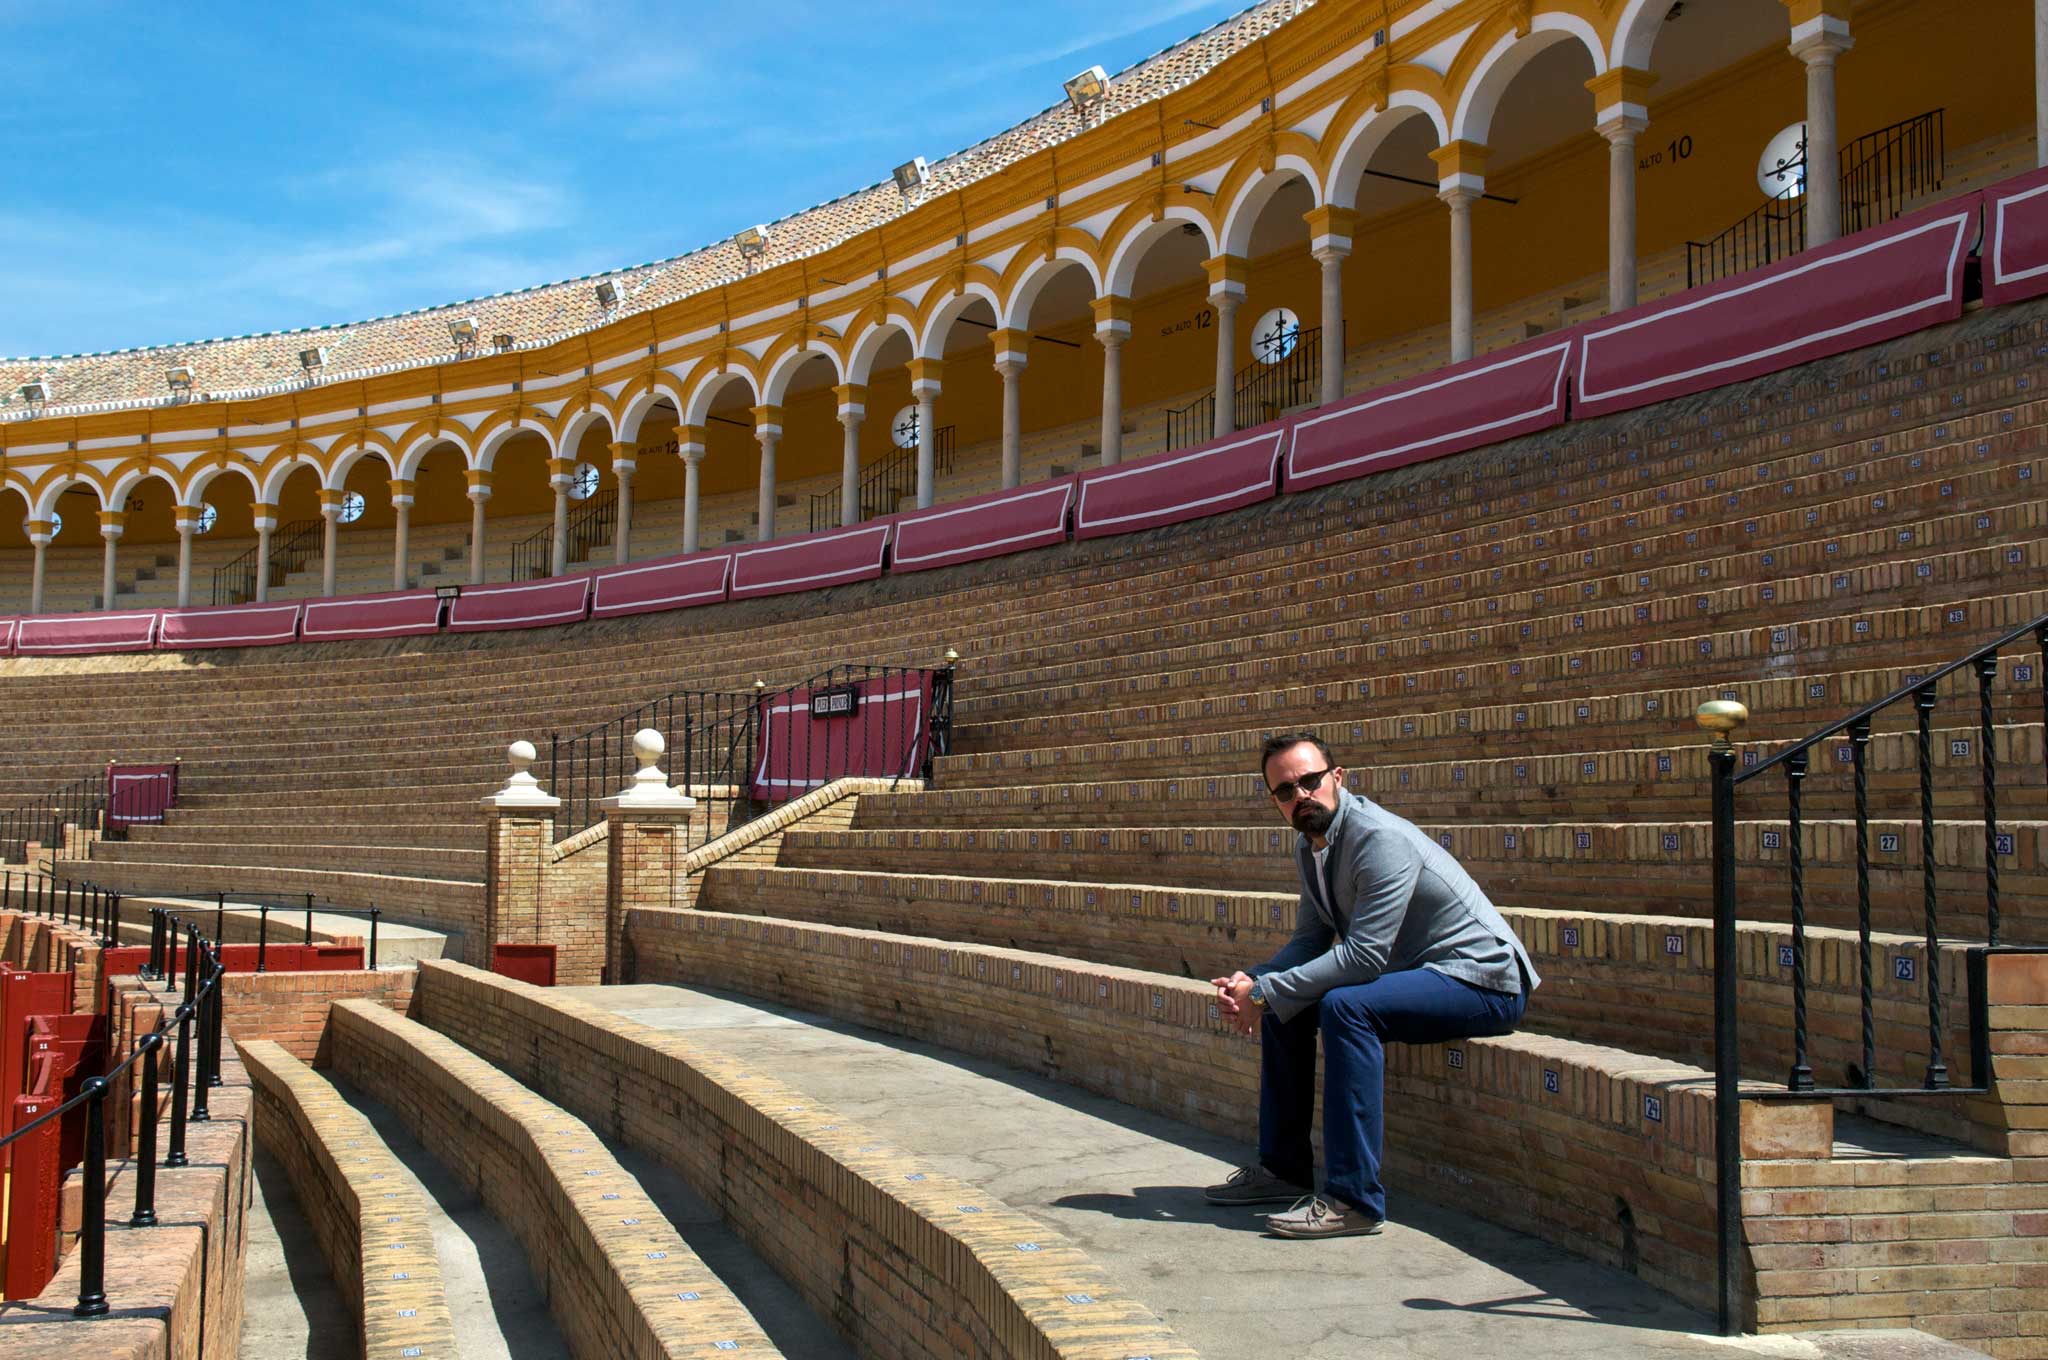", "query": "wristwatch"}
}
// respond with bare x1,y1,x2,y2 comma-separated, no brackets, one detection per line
1248,978,1266,1007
